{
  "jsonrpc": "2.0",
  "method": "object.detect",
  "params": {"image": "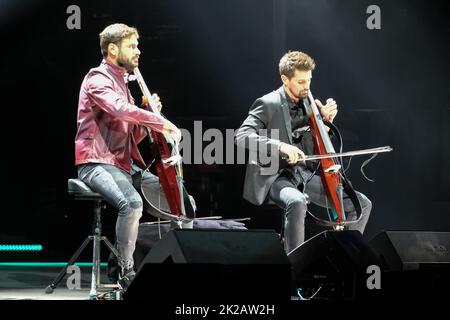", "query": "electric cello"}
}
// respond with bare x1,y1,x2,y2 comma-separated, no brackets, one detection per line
301,91,392,229
132,68,195,225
